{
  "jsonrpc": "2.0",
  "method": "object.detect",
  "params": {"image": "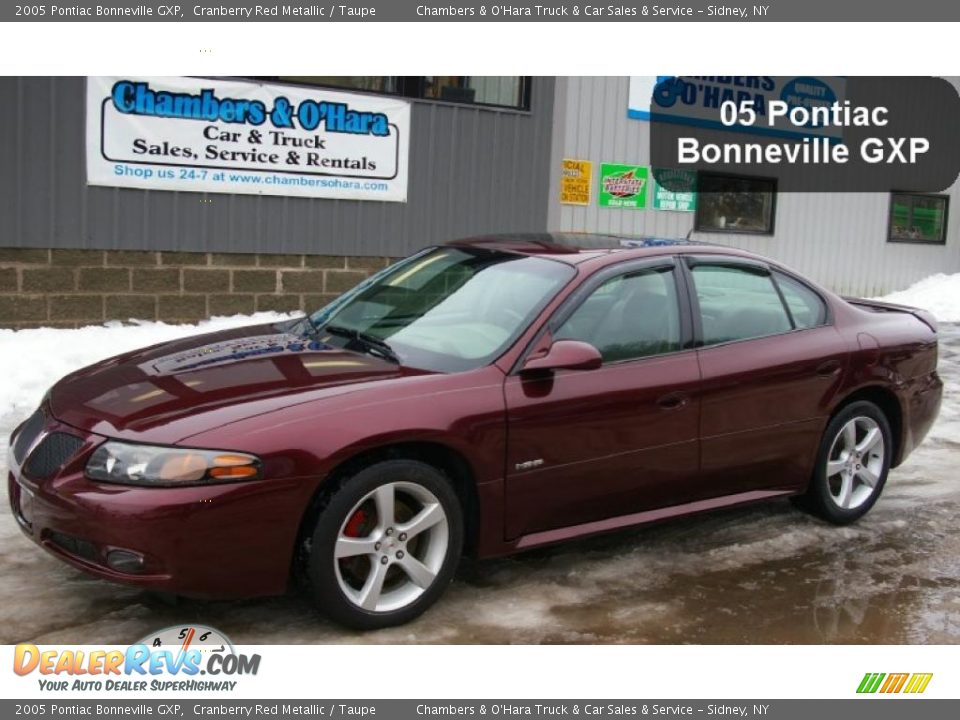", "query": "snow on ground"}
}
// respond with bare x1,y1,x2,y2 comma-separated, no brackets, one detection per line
876,272,960,323
0,312,294,430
